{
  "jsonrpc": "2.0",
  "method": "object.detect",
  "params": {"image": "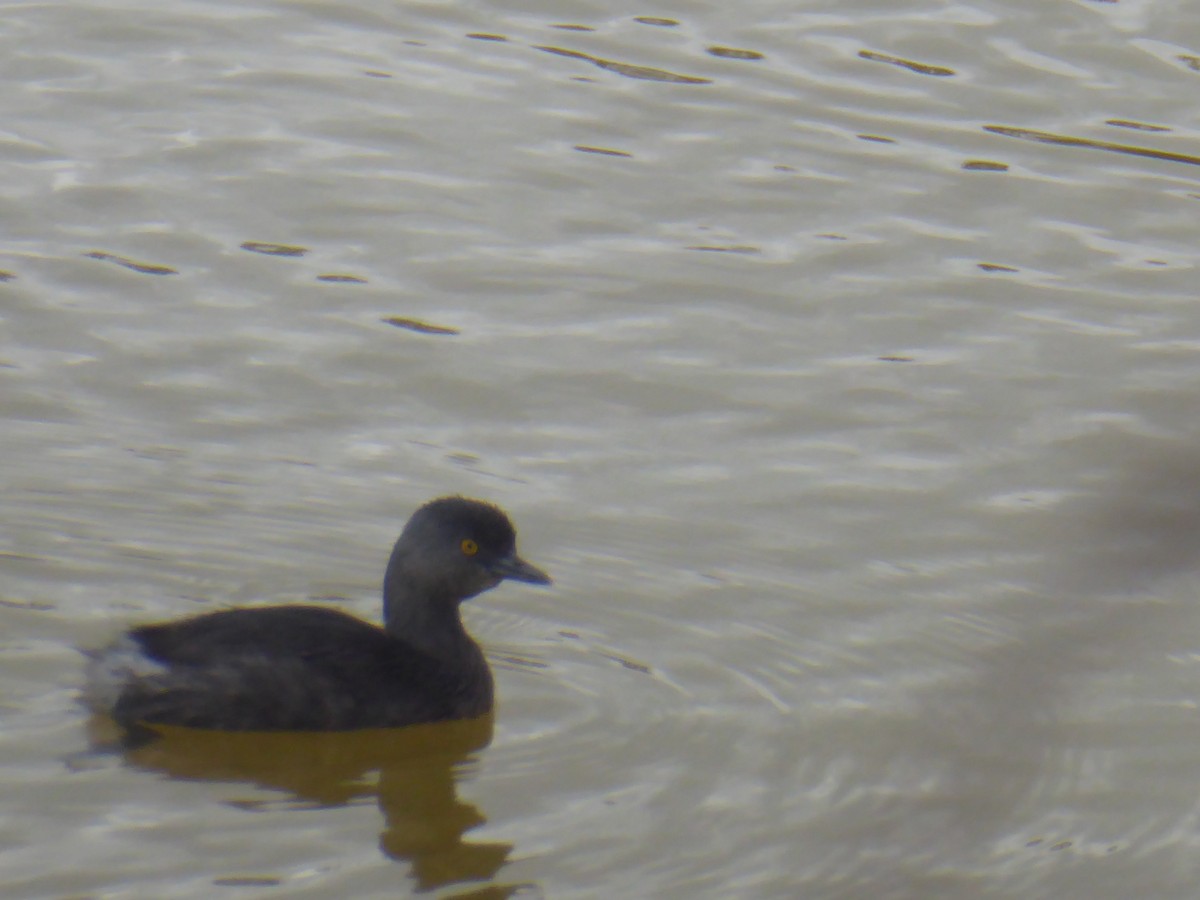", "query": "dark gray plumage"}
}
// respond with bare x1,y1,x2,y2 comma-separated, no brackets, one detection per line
84,497,550,733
